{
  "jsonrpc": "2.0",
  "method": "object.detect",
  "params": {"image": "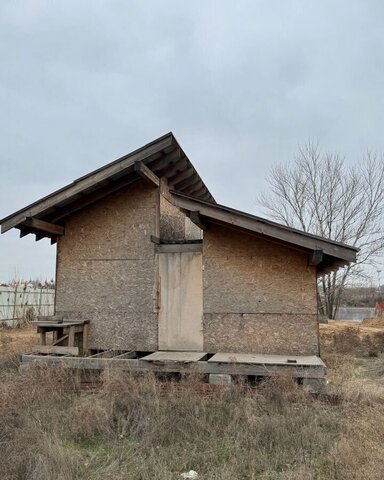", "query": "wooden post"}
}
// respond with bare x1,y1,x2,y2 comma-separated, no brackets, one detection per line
12,285,18,327
38,287,43,316
40,331,47,346
68,326,75,347
82,323,89,356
